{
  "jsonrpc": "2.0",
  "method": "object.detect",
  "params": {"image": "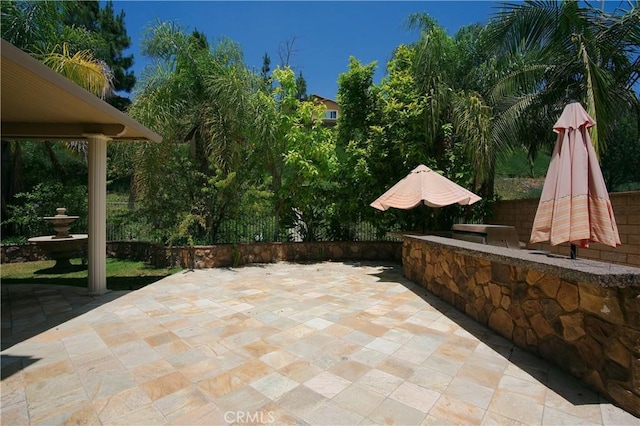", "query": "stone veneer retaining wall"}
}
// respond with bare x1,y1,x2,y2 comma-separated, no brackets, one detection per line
1,243,47,263
490,191,640,267
403,234,640,416
1,241,402,267
113,241,402,268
